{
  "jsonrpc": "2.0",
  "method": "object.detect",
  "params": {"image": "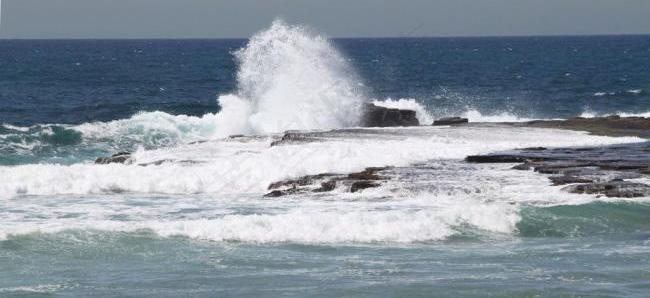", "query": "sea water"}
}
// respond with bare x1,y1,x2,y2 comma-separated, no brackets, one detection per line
0,21,649,297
